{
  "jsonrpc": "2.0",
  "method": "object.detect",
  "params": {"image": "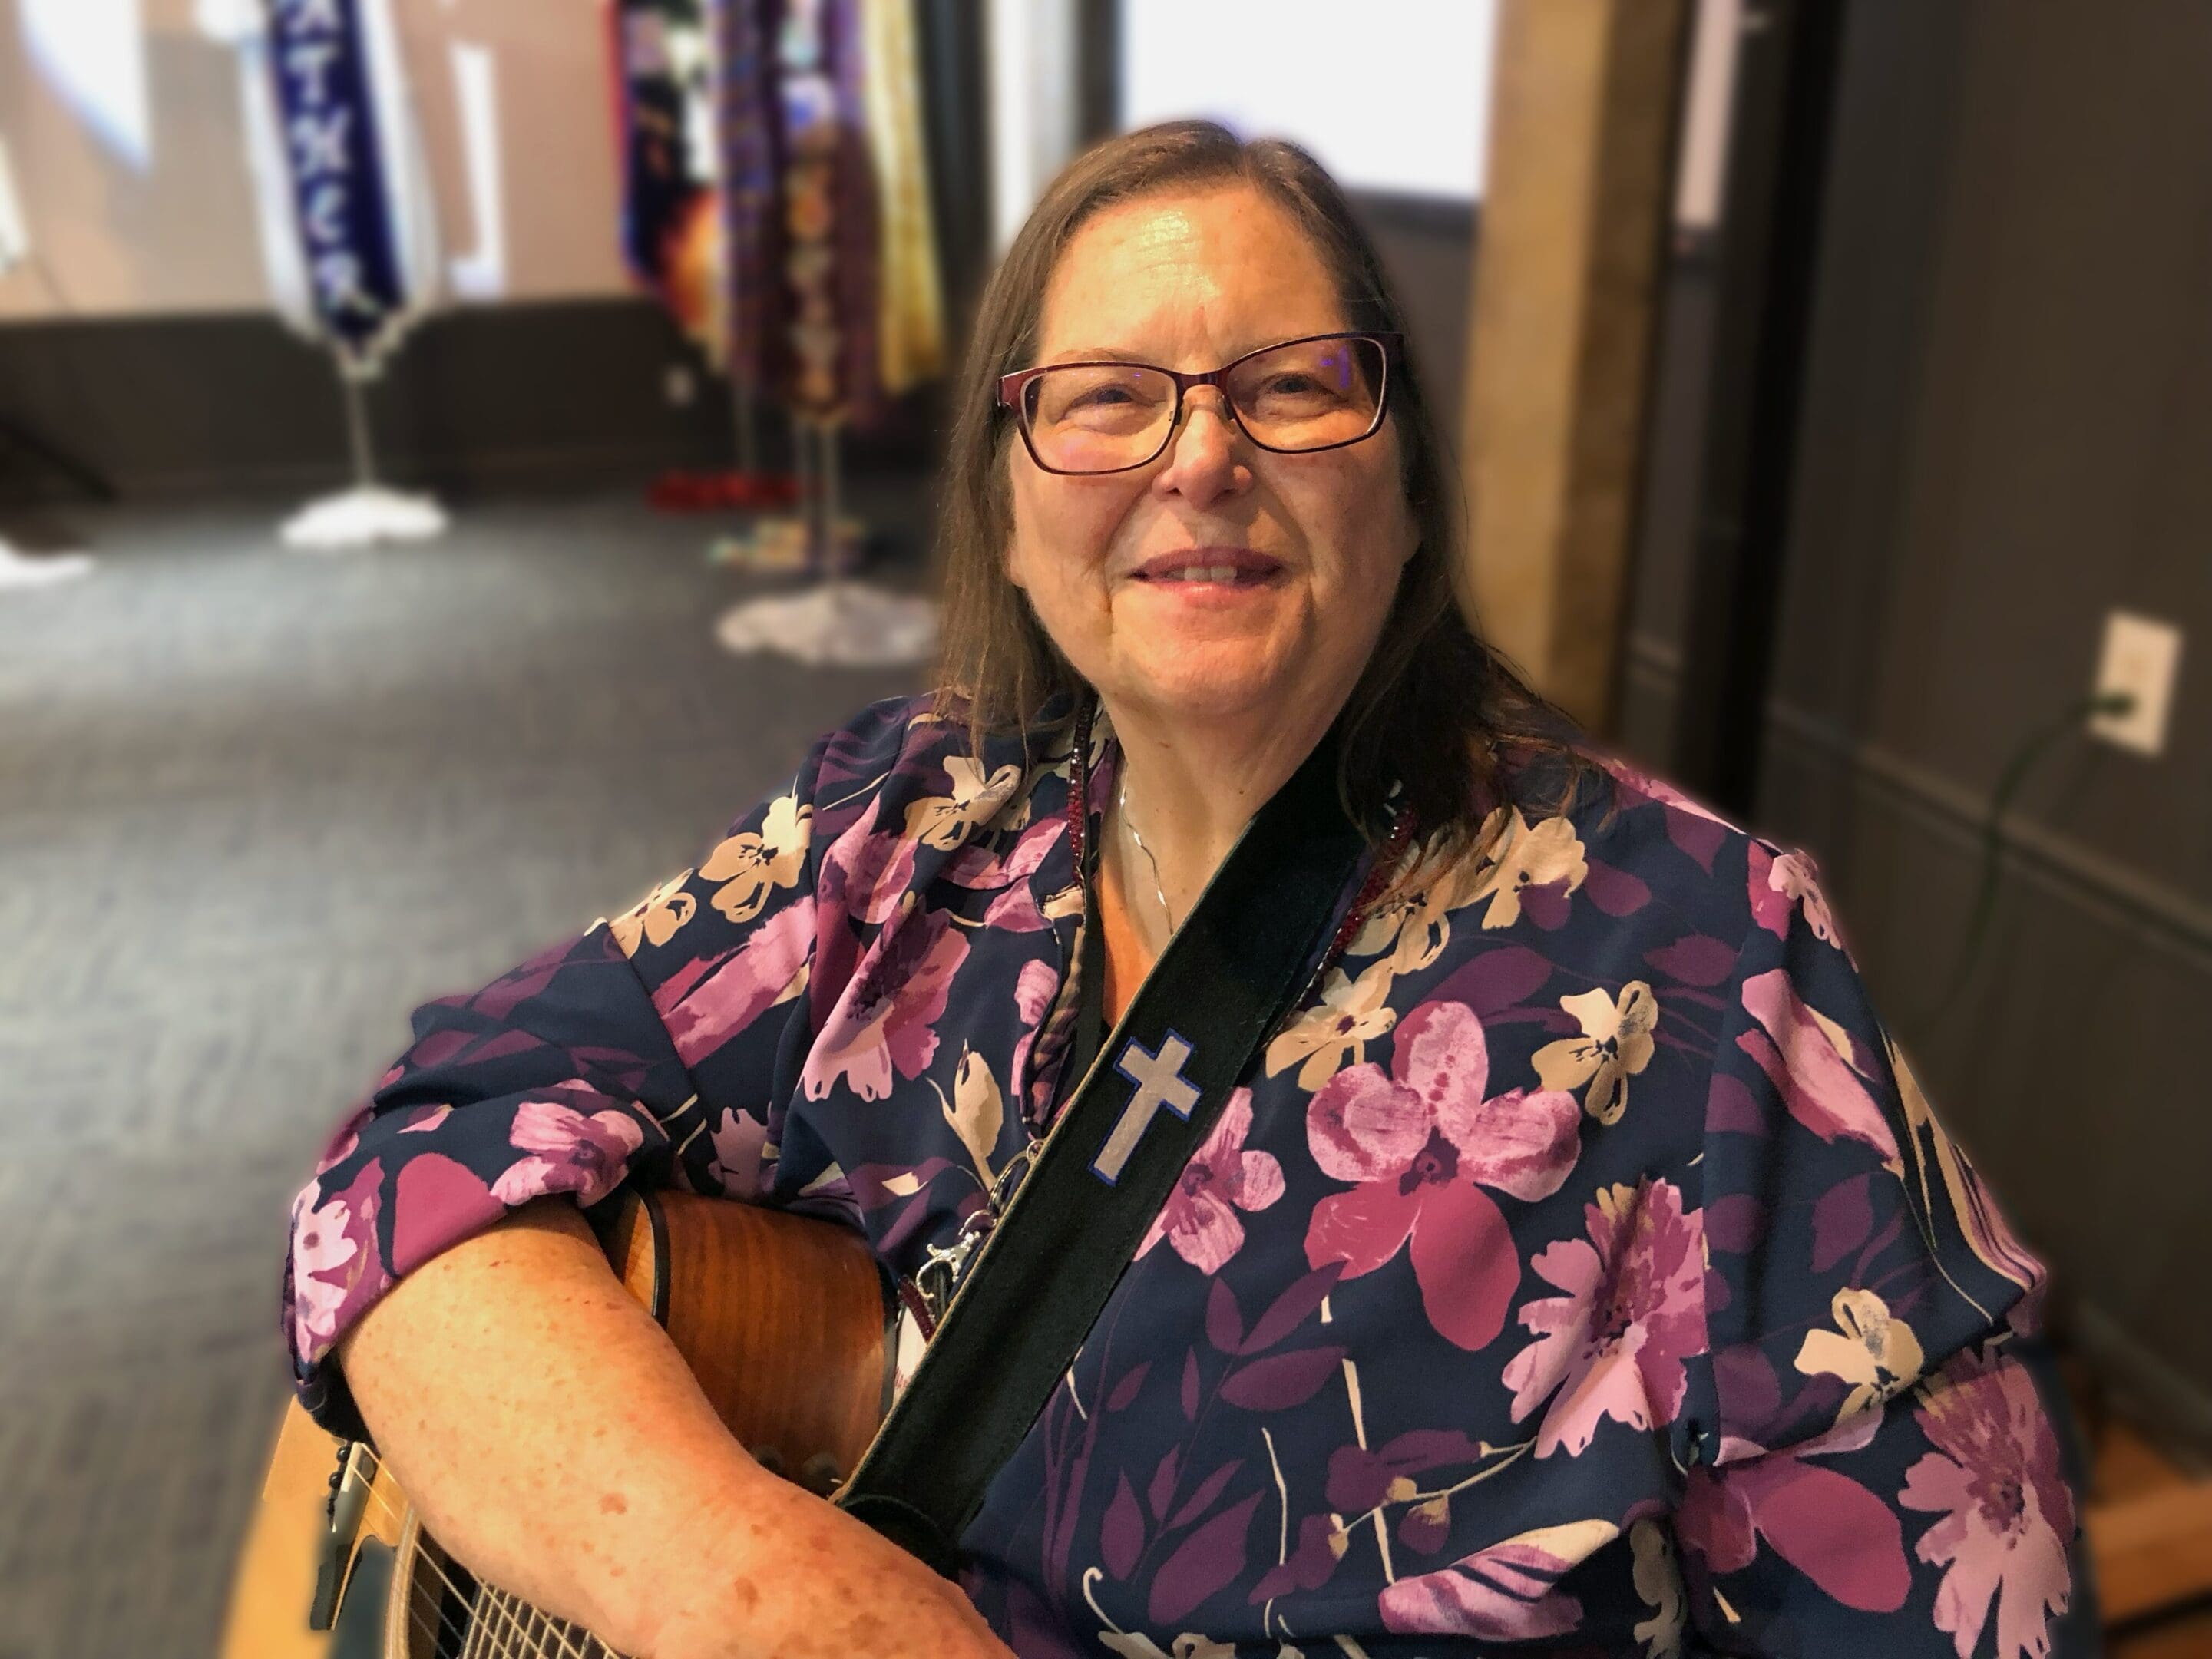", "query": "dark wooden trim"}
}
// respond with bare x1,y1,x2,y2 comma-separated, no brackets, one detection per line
1669,0,1853,814
915,0,994,341
1076,0,1121,144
